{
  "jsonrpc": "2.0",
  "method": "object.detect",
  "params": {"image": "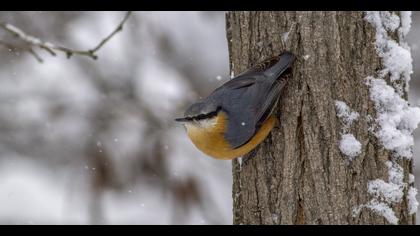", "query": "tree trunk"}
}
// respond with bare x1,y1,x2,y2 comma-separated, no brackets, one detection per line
227,11,416,225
